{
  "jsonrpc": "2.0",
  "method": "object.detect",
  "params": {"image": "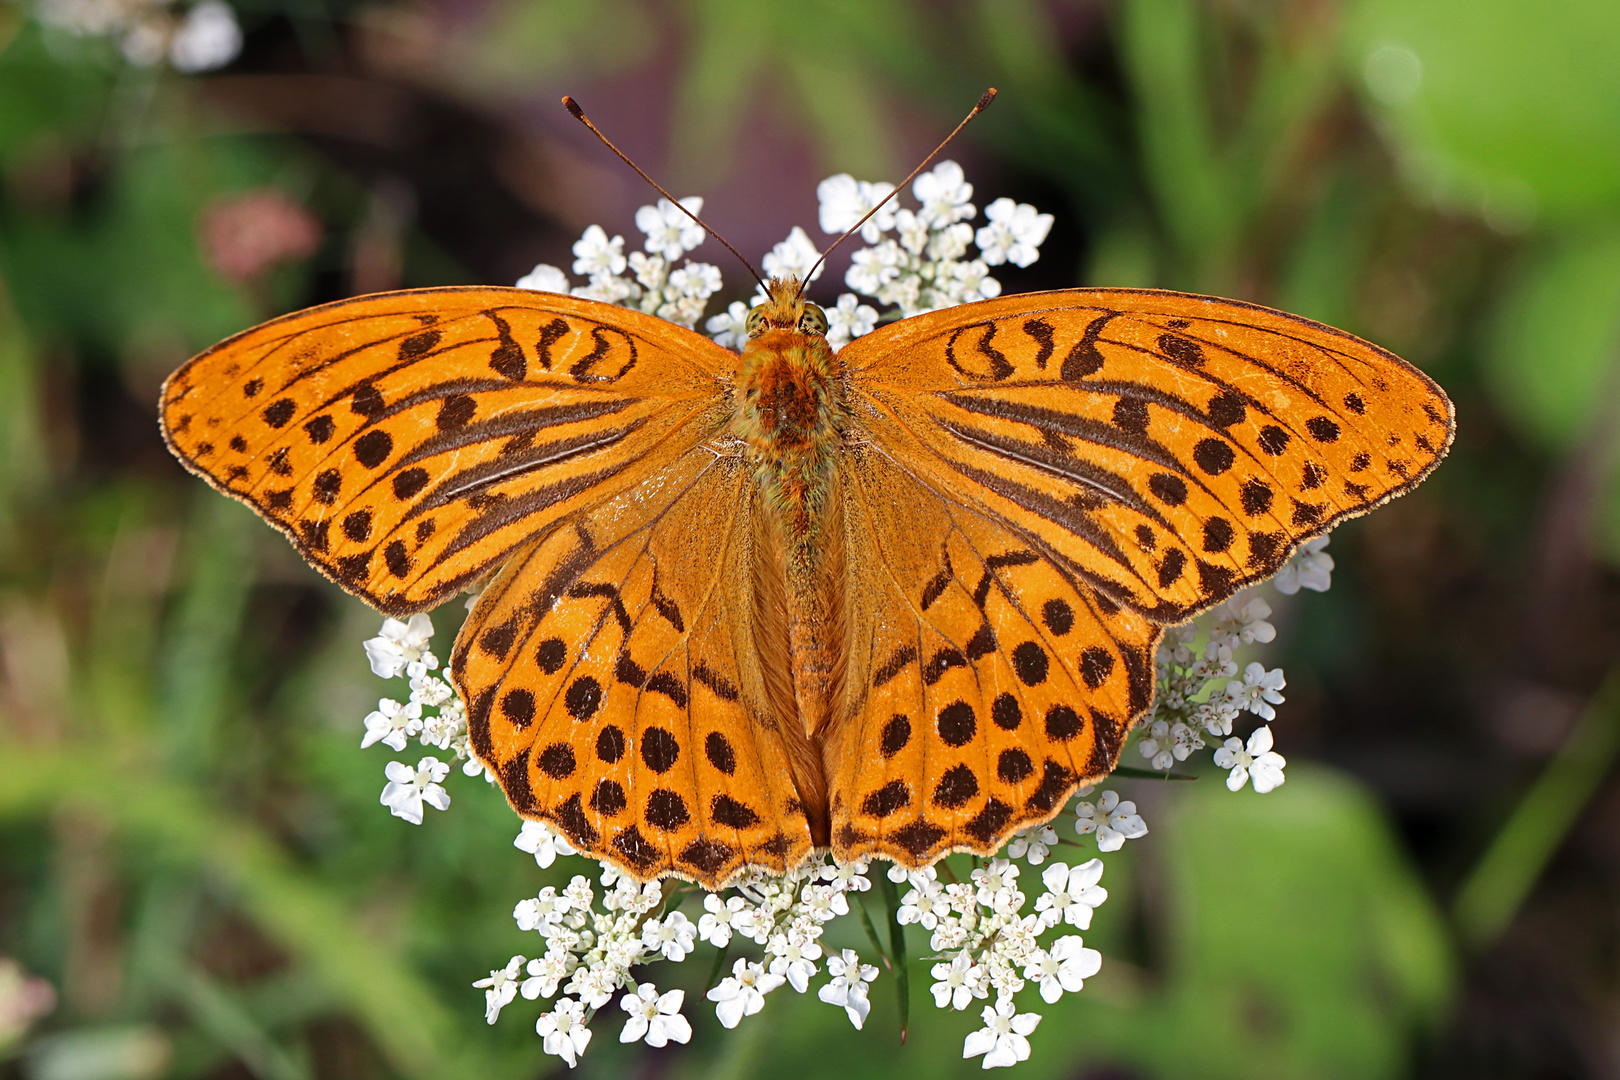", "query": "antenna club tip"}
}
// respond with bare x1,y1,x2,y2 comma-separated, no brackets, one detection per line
562,96,584,118
978,88,998,110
